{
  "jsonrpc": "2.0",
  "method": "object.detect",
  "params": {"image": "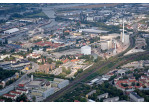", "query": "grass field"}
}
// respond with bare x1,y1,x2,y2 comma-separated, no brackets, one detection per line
27,11,49,18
